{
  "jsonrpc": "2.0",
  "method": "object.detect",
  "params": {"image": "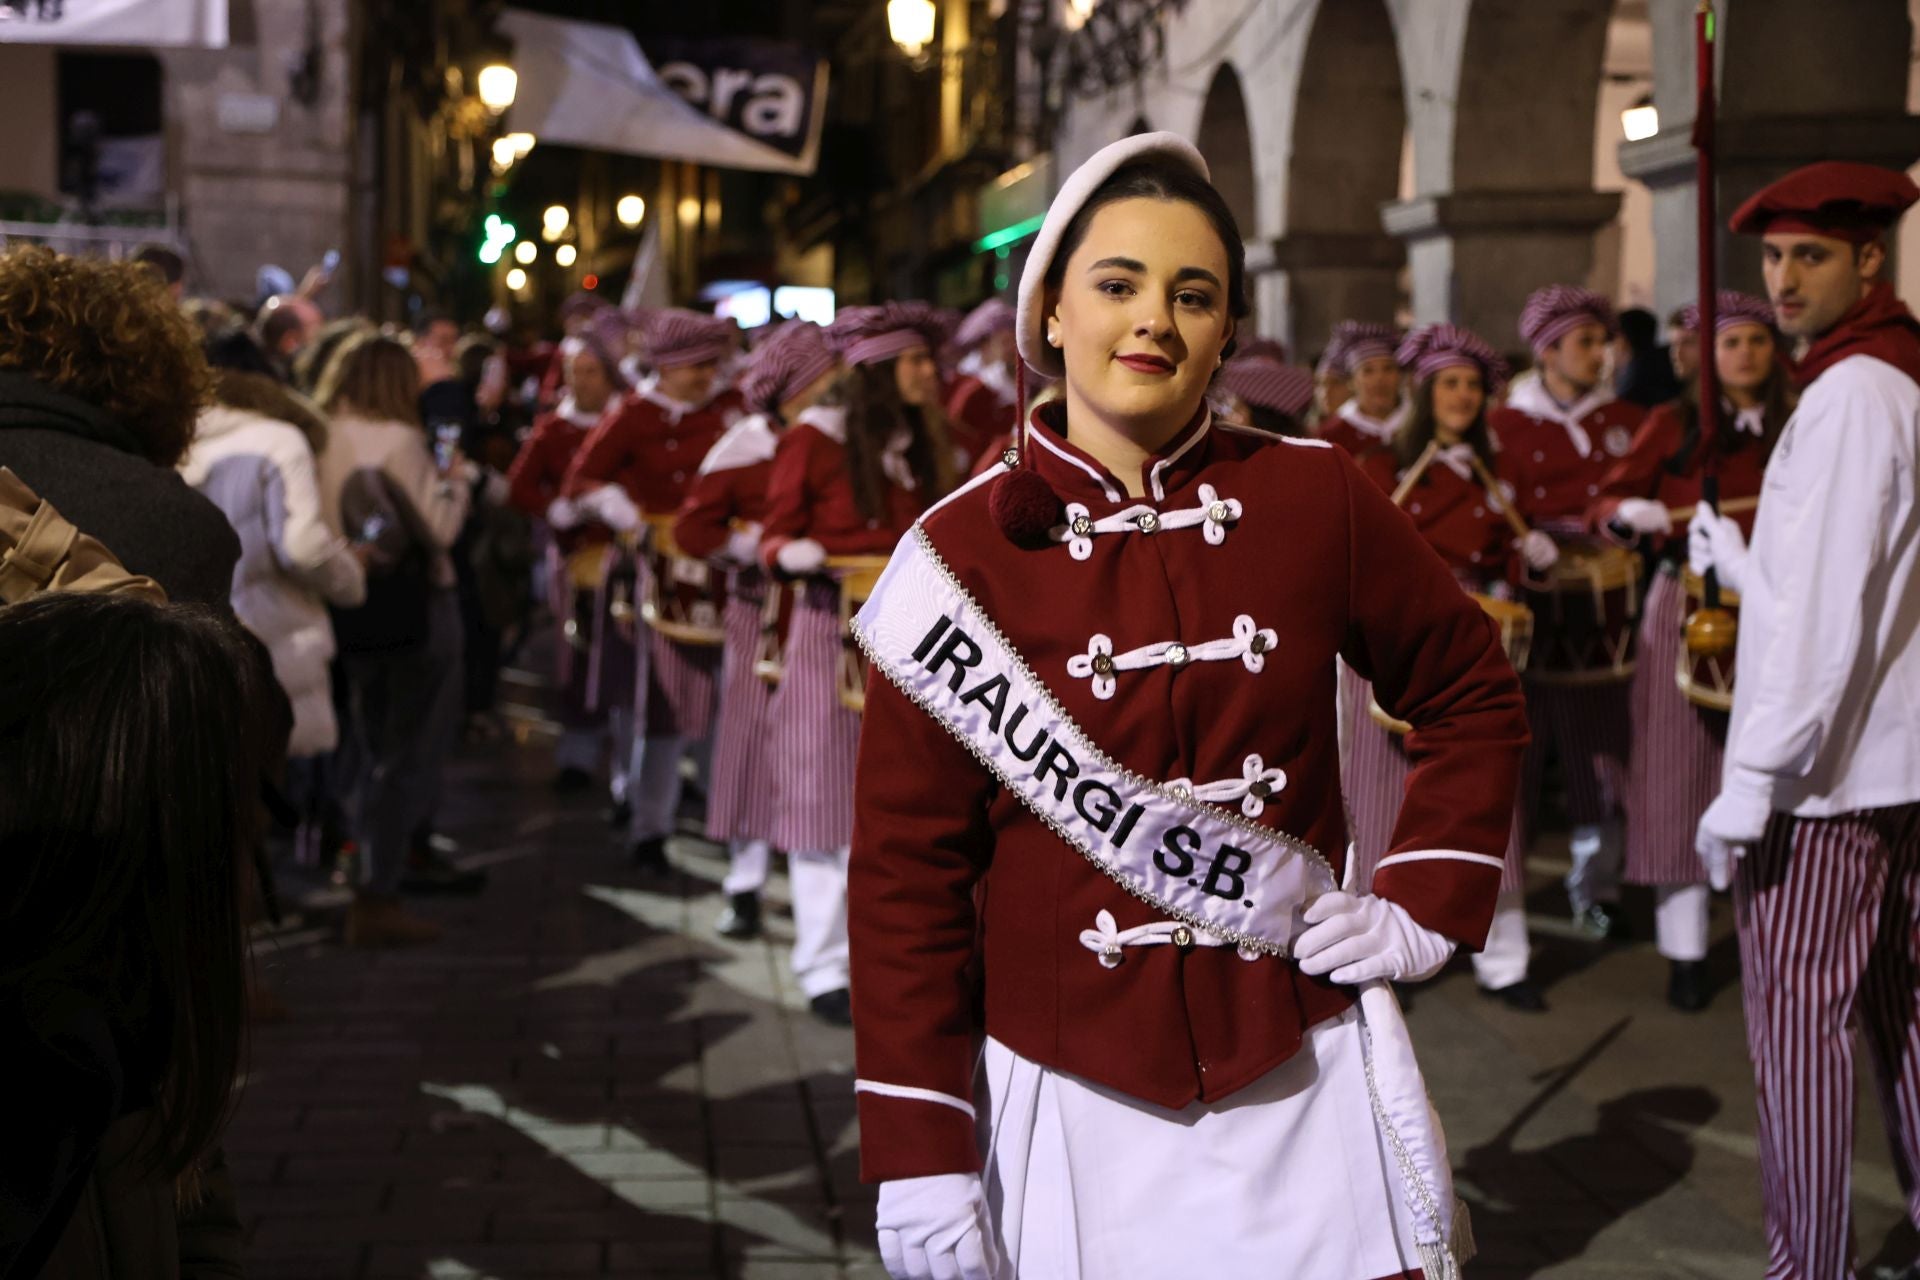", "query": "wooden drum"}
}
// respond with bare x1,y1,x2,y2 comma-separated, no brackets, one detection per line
1676,567,1739,712
830,555,890,714
1520,541,1642,685
638,514,725,646
1370,593,1535,734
